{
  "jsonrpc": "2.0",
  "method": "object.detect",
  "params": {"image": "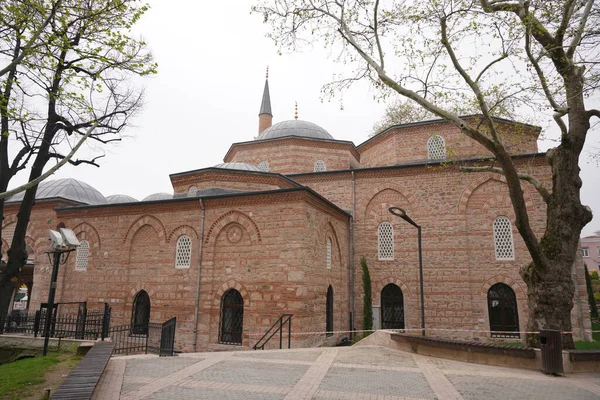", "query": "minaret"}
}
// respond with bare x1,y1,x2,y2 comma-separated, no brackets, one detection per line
258,67,273,135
